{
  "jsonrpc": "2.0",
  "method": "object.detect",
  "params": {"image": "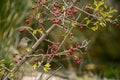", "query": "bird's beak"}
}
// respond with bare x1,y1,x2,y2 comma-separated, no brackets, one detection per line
28,39,32,43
